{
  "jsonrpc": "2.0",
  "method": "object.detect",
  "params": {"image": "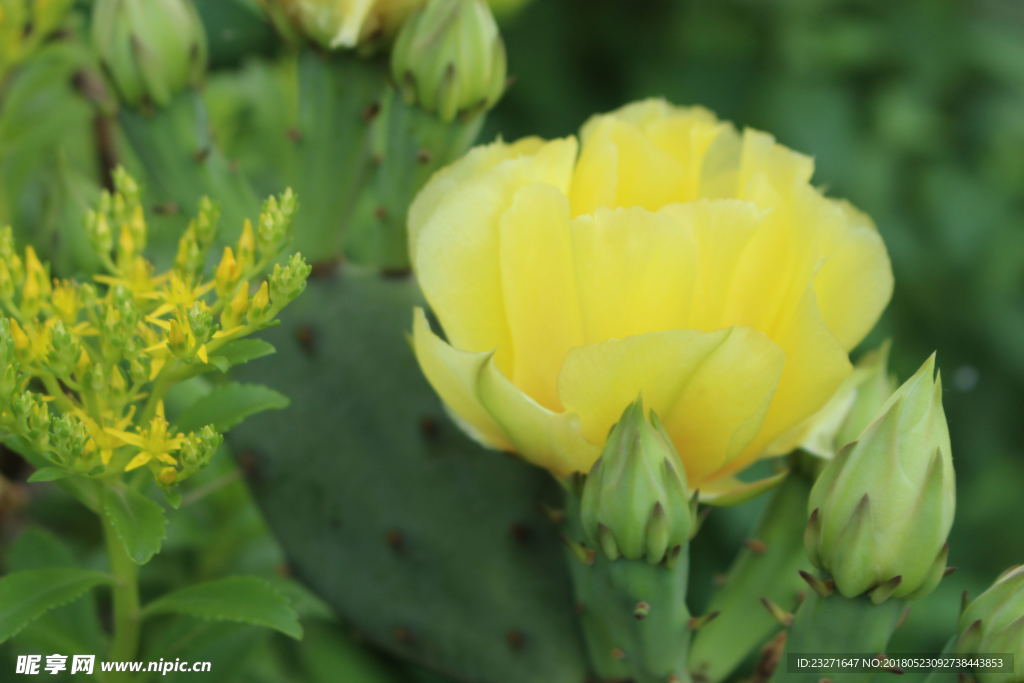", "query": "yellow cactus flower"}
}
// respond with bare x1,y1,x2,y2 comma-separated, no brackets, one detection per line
410,99,893,500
